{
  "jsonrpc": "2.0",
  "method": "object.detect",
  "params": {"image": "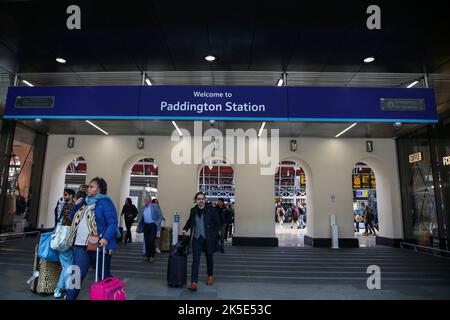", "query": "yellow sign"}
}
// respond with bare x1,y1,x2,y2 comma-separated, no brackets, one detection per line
444,156,450,166
409,152,422,163
353,175,361,189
